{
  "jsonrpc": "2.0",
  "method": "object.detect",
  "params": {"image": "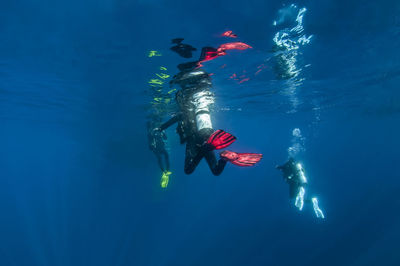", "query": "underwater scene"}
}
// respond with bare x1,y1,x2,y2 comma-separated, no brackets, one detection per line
0,0,399,265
